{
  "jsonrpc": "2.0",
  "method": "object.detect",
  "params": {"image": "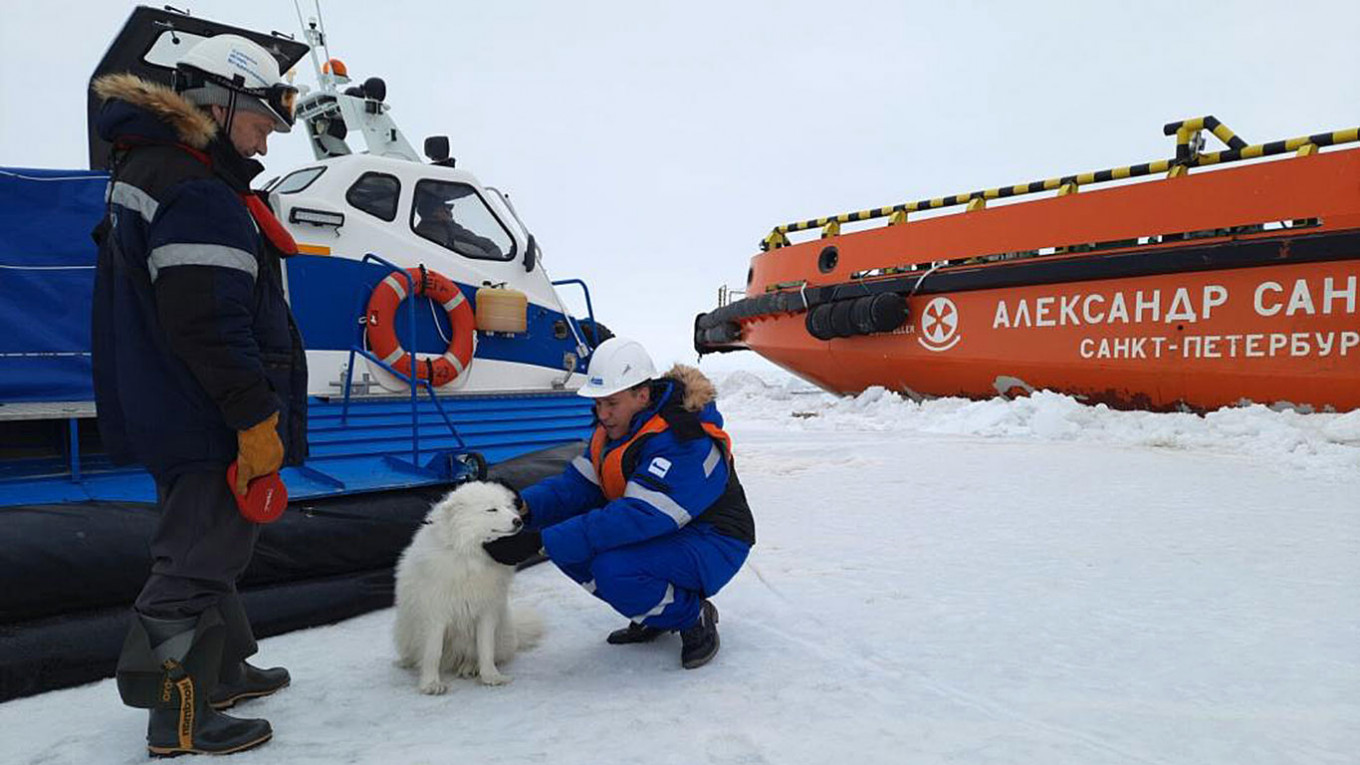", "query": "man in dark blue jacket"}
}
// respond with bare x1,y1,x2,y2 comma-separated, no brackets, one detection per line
483,338,755,669
91,34,306,757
